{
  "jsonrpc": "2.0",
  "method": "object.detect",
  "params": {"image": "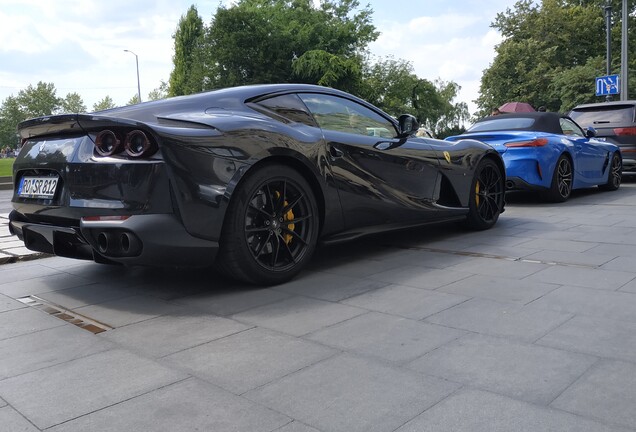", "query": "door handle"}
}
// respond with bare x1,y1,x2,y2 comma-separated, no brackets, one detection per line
329,145,344,158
